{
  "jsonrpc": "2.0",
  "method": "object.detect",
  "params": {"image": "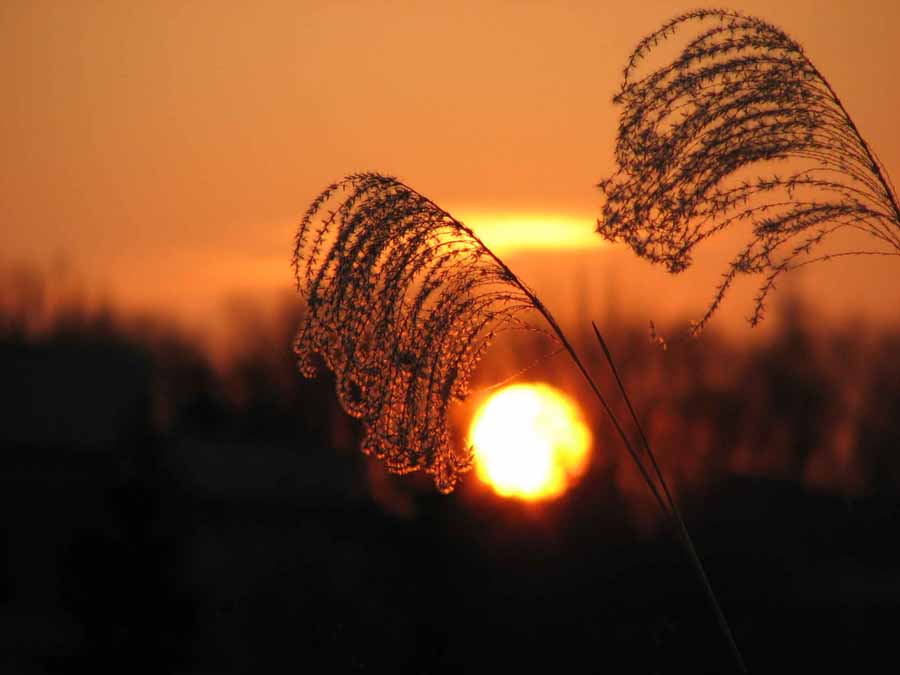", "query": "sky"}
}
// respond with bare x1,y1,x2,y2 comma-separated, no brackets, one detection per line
2,0,899,336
